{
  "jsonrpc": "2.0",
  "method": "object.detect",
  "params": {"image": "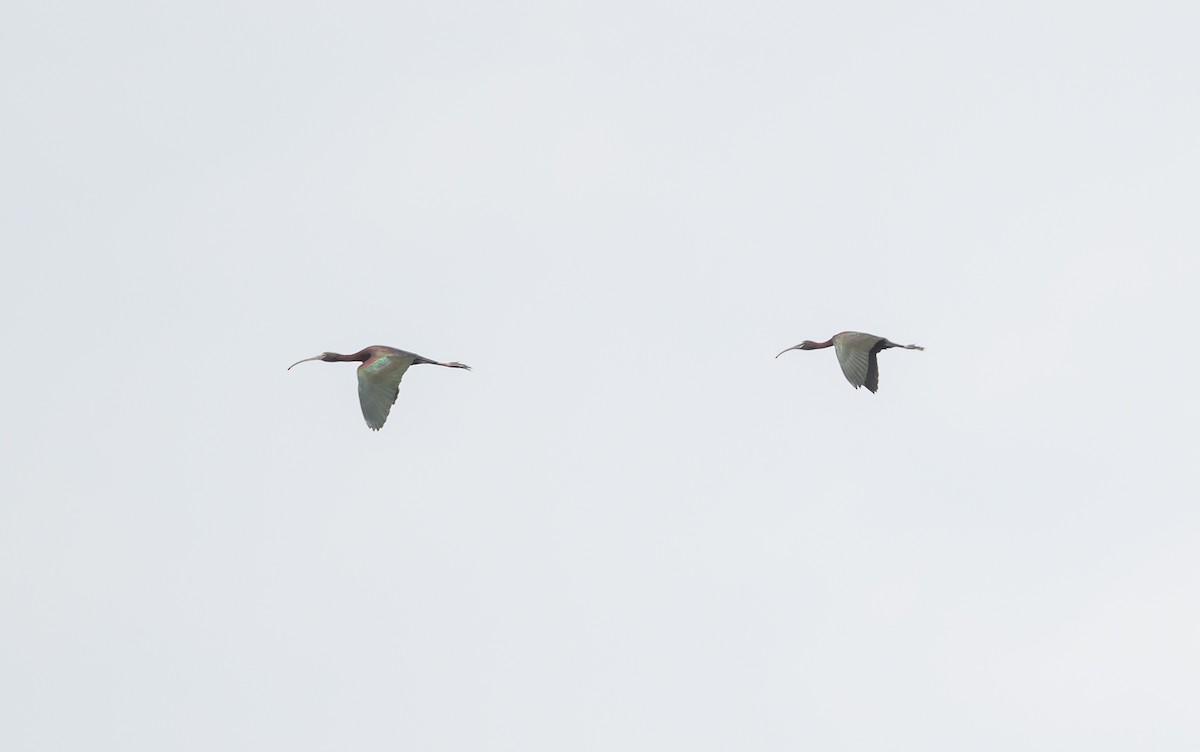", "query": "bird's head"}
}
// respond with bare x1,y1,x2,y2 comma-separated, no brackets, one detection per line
775,341,817,358
287,352,335,370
